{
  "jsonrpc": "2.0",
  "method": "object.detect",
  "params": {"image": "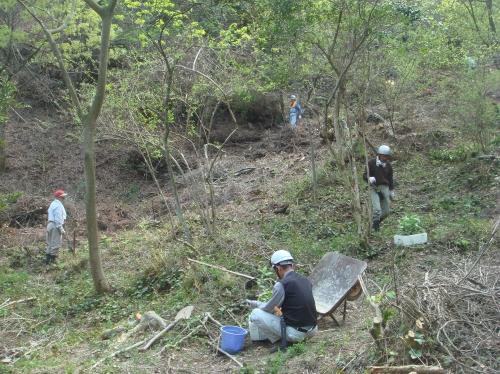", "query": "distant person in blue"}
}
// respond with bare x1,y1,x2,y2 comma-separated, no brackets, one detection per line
46,190,68,264
288,95,302,126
